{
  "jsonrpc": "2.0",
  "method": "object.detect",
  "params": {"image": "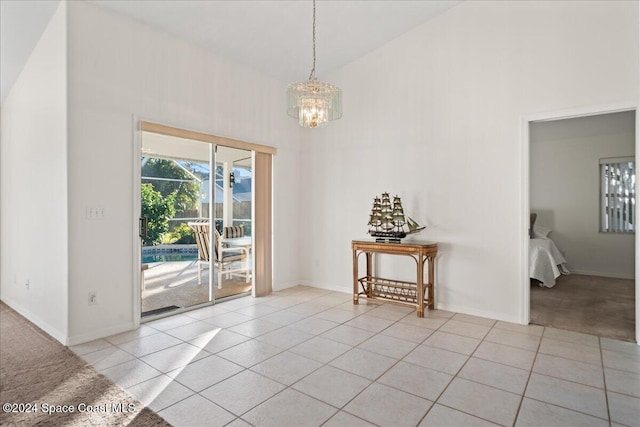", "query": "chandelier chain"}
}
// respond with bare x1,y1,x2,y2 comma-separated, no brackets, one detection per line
309,0,316,80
